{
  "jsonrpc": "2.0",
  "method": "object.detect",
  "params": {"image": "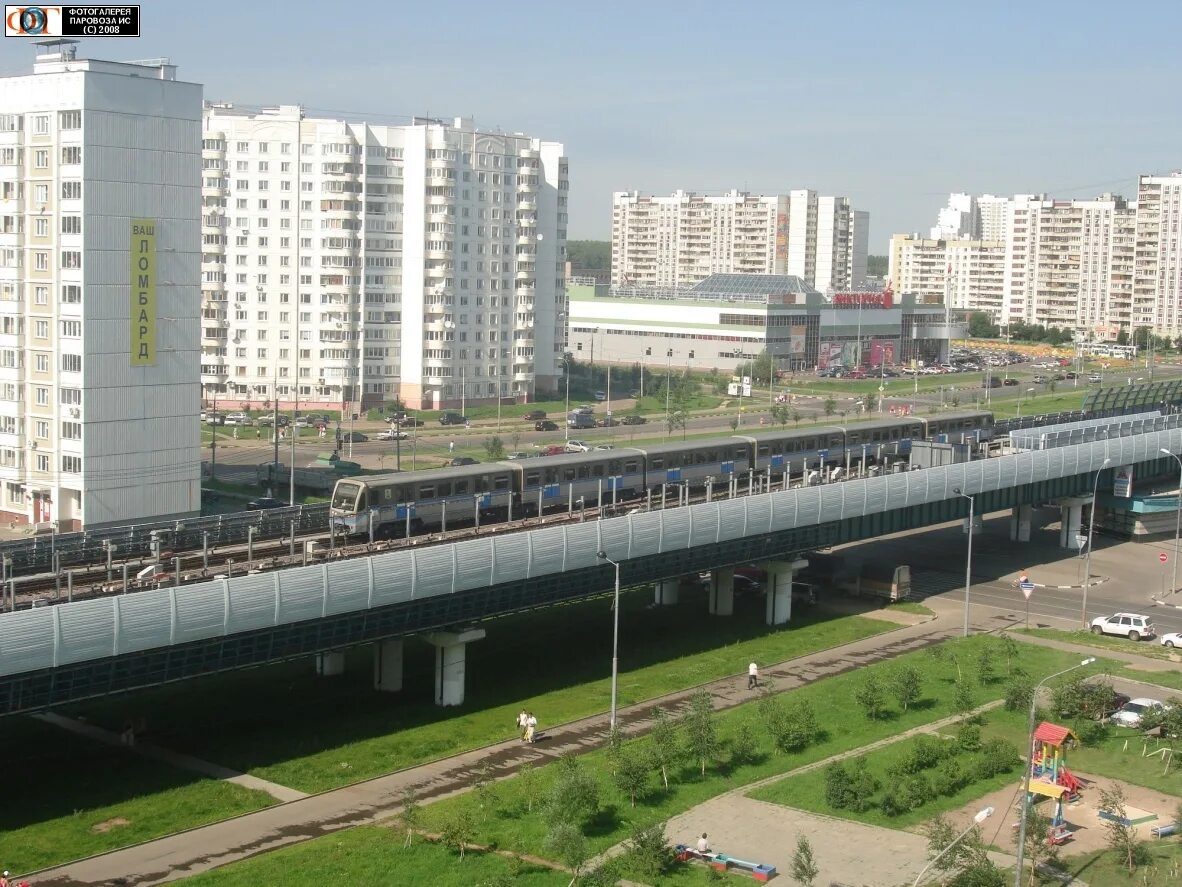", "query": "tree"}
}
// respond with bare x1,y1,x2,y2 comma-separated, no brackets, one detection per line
790,836,820,887
730,720,760,766
968,312,999,339
440,808,476,860
648,708,680,790
621,822,673,881
544,820,590,885
953,679,975,717
518,761,541,813
610,743,651,808
472,760,498,811
1015,809,1053,887
759,692,819,753
398,787,421,847
1099,786,1147,874
545,756,600,826
863,392,877,413
567,240,611,271
791,408,802,428
666,409,688,440
1003,675,1034,712
854,674,887,720
681,689,719,777
890,665,923,712
975,648,996,686
867,254,888,277
823,397,837,417
483,436,505,460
